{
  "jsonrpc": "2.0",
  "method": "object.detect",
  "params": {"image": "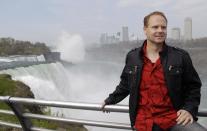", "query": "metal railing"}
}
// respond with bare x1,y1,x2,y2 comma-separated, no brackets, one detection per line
0,96,131,131
0,96,207,131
